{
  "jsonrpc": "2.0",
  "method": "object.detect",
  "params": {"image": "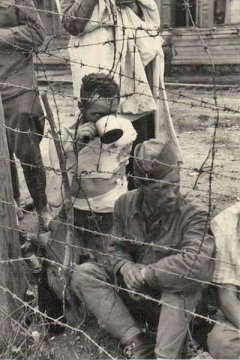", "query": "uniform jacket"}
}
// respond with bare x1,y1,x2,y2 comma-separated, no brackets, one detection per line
0,0,45,100
109,189,215,293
